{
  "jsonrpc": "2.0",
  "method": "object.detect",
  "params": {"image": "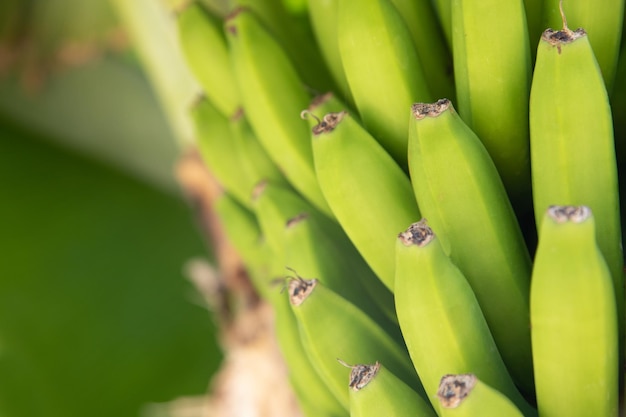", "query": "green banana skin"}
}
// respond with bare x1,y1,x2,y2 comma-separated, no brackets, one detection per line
212,191,274,297
437,374,525,416
268,283,348,417
451,0,532,205
176,2,239,117
530,205,618,417
345,362,437,417
529,25,624,353
252,180,397,331
388,0,455,101
289,277,425,410
304,95,421,291
306,0,355,106
542,0,624,90
337,0,433,167
394,220,536,416
232,0,338,93
408,99,534,395
191,96,254,209
283,212,400,335
229,108,291,190
225,7,333,216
